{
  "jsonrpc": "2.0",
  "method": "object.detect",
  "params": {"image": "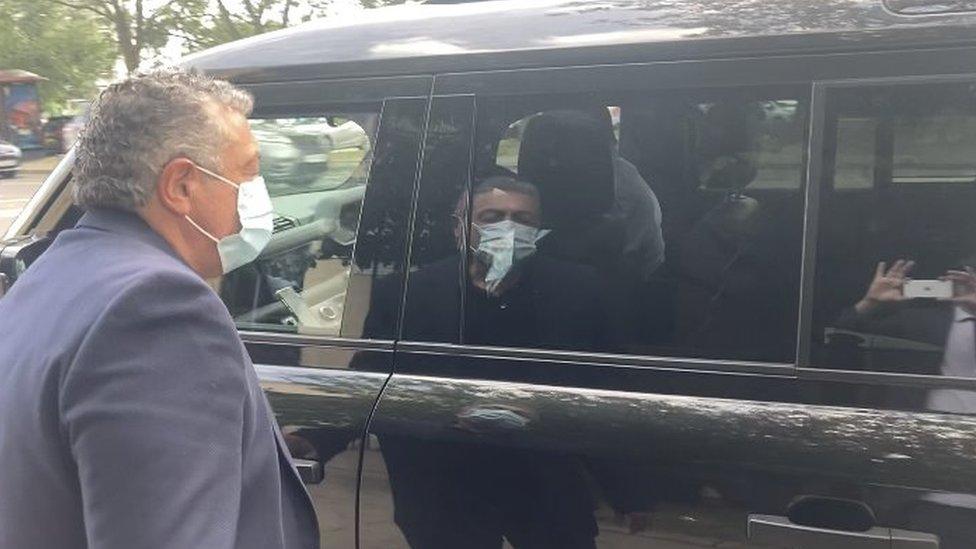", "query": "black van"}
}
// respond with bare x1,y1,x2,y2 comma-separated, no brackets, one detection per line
6,1,976,547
